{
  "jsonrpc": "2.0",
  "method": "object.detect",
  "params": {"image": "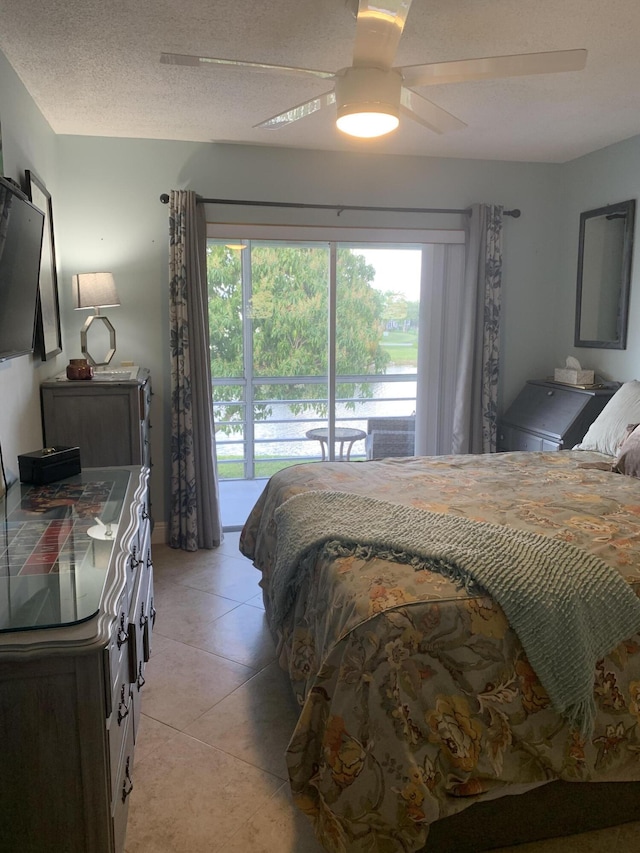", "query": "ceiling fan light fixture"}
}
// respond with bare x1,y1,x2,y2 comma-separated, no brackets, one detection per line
337,108,399,138
335,66,401,138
